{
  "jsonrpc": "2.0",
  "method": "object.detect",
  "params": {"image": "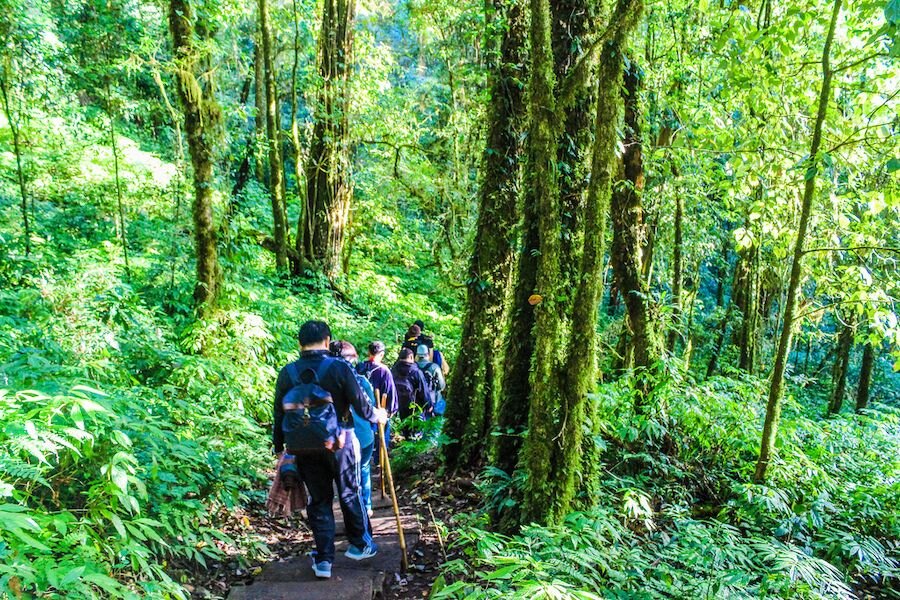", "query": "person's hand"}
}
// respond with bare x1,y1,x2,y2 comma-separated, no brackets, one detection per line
372,406,388,425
